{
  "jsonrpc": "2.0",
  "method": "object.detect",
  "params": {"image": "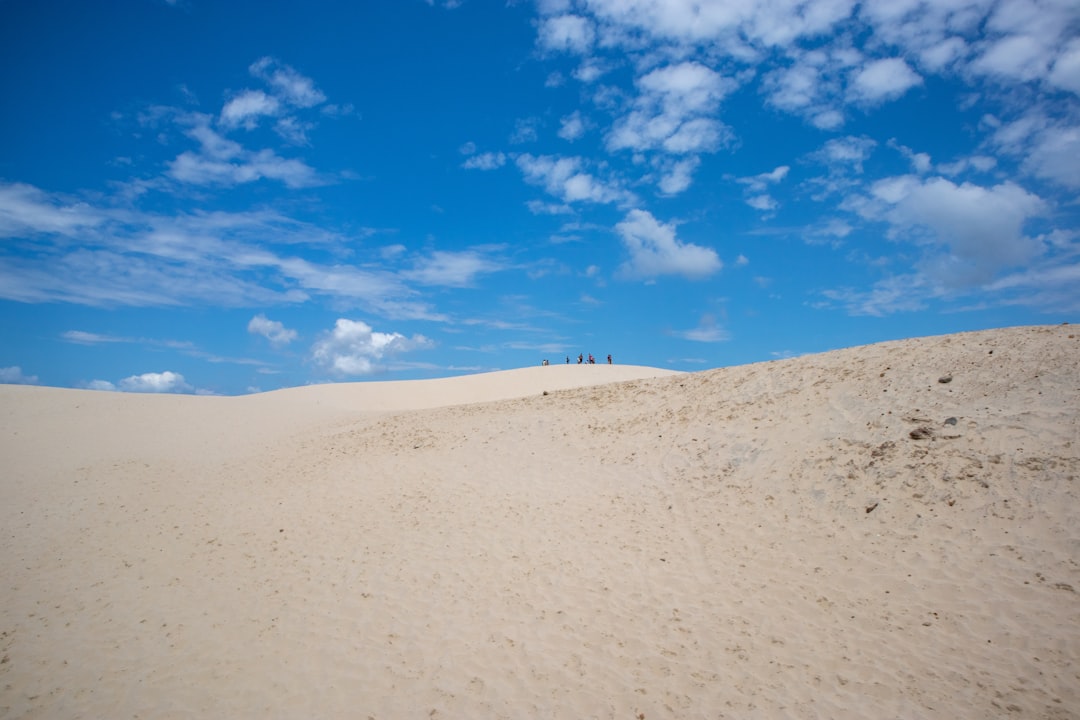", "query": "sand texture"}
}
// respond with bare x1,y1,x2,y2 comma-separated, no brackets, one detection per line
2,326,1078,719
